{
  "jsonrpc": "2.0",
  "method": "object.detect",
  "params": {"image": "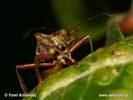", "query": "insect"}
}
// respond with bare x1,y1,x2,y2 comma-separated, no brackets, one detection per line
16,12,113,94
